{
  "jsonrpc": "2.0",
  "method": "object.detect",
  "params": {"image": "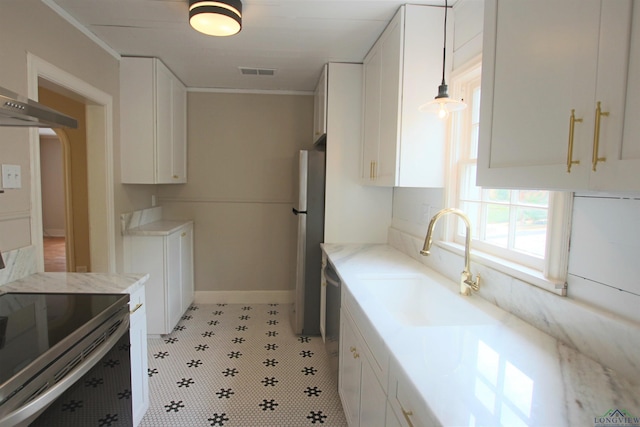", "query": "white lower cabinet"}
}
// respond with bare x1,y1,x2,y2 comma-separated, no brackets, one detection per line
128,286,149,426
387,359,439,427
359,357,387,427
385,402,403,427
339,308,386,427
339,288,435,427
124,222,194,335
